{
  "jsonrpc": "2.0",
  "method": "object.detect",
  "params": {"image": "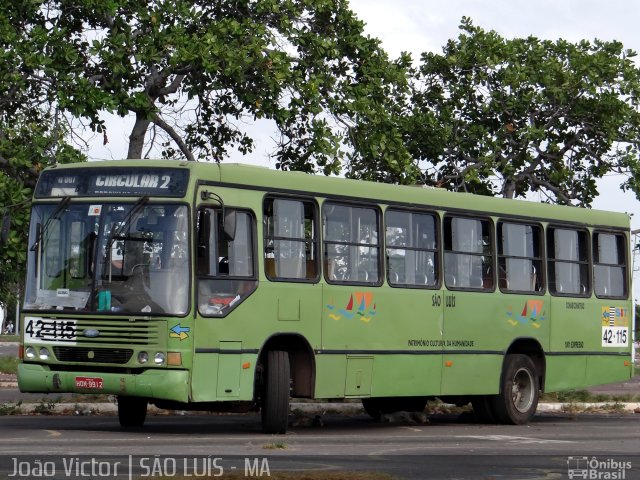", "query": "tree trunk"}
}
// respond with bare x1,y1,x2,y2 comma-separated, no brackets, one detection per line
502,179,516,199
127,114,150,159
